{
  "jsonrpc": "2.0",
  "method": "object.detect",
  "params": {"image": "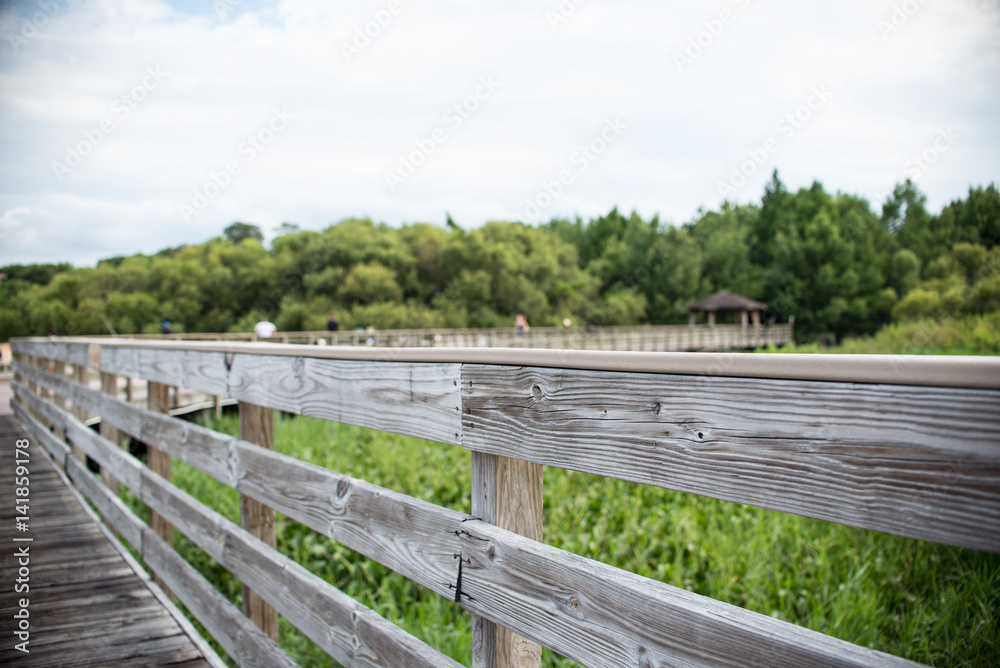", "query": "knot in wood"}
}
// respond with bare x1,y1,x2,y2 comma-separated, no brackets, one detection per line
653,402,661,415
570,596,580,610
531,384,542,400
336,478,351,498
